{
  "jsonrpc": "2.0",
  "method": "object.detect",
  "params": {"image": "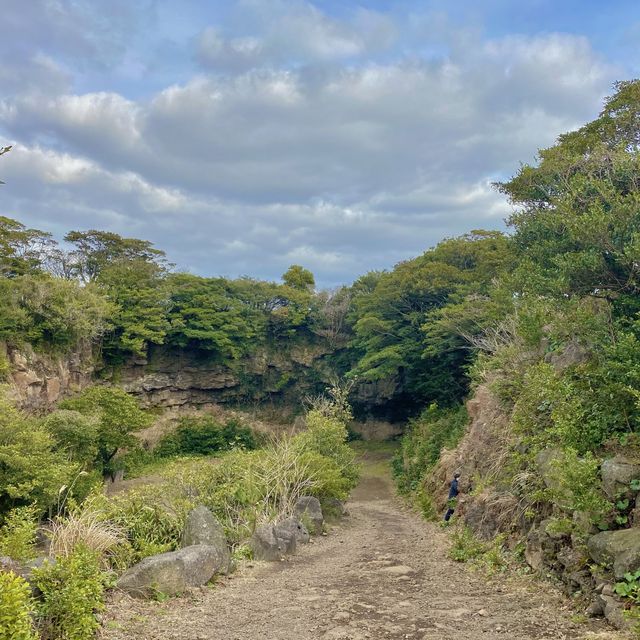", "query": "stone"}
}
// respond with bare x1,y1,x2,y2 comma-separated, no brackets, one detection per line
322,498,348,522
601,456,640,500
546,340,590,371
587,528,640,578
597,594,635,631
276,517,310,544
379,565,415,576
294,496,324,534
182,506,229,551
250,523,297,561
535,449,566,498
116,544,228,598
585,599,604,617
